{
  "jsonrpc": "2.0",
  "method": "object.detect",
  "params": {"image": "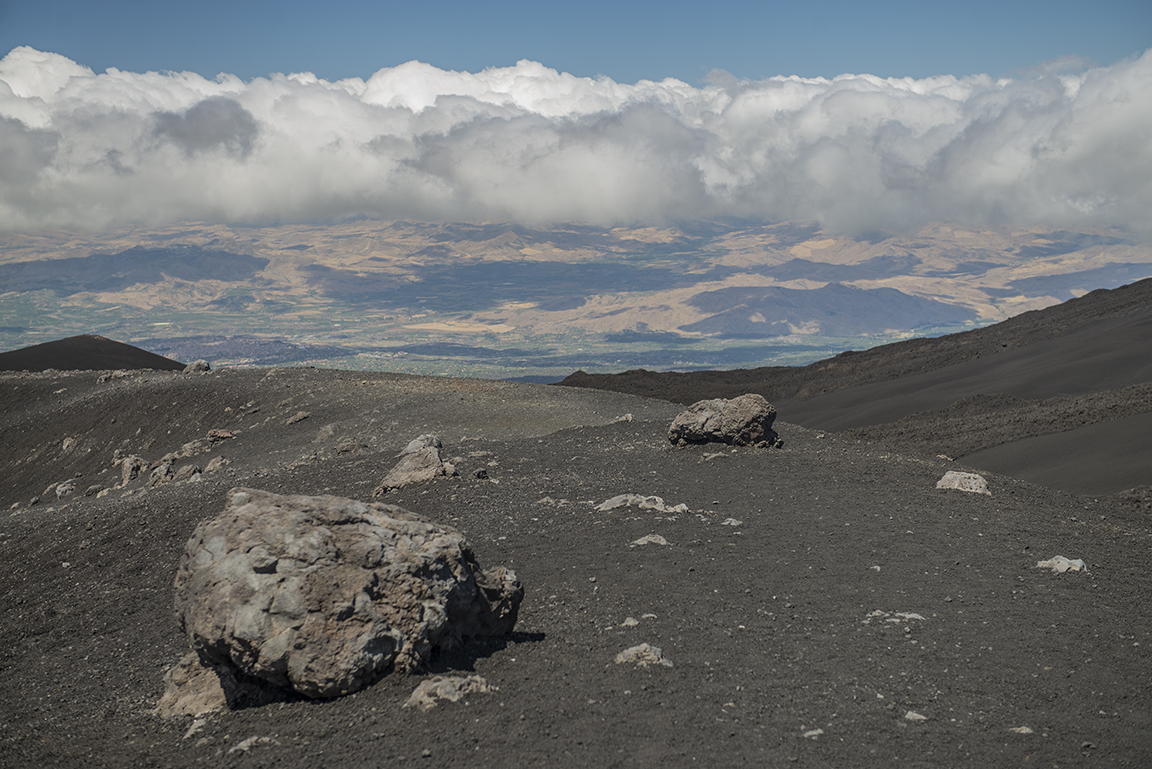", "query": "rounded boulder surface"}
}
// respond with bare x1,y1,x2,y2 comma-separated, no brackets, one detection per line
174,488,522,700
668,393,779,447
